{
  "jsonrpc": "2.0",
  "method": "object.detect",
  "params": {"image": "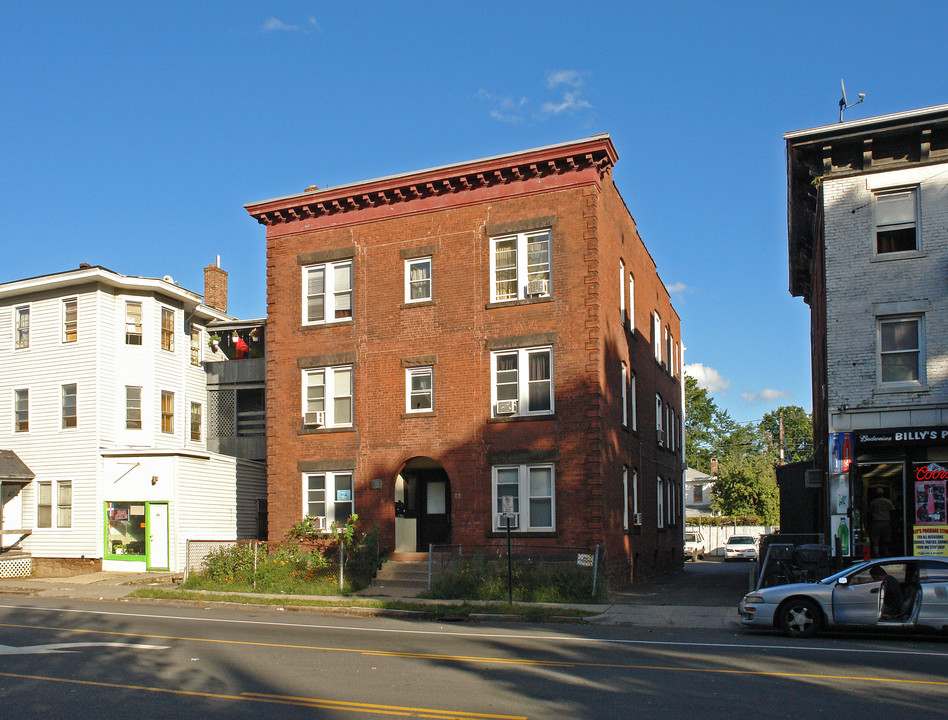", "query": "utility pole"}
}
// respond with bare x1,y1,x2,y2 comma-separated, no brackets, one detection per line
779,414,786,465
